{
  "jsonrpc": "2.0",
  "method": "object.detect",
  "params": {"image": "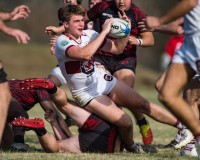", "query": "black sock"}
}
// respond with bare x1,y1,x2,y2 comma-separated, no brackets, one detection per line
14,135,24,143
34,128,47,137
47,85,57,94
137,117,148,126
